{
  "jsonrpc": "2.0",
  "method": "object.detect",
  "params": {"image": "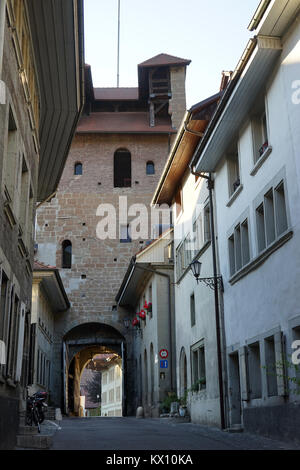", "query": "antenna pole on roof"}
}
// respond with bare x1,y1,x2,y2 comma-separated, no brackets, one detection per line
117,0,120,87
